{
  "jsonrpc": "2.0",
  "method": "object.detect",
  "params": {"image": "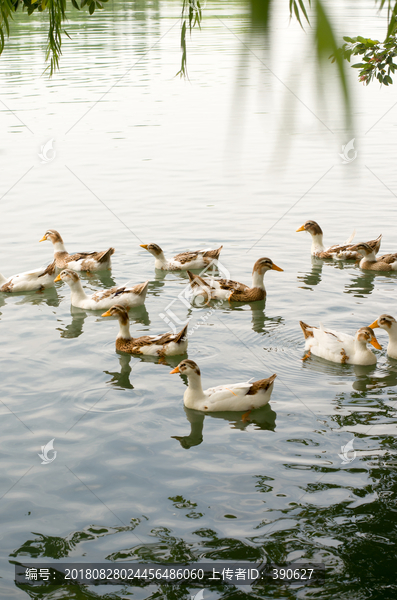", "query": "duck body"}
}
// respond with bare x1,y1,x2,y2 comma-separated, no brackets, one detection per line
350,243,397,271
40,230,114,272
56,270,148,310
0,261,56,293
296,221,382,260
170,360,276,412
300,321,381,366
102,305,188,356
187,258,283,303
369,314,397,359
140,243,223,271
